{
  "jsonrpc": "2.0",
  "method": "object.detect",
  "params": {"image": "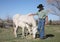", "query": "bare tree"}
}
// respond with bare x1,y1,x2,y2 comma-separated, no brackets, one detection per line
0,18,3,28
49,20,52,25
46,0,60,20
6,15,12,23
4,15,13,28
46,0,60,10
